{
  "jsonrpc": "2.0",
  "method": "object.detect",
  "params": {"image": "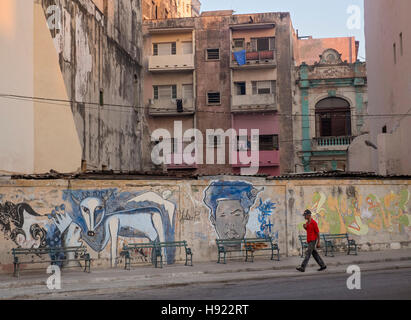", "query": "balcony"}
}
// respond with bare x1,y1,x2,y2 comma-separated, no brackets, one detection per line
149,54,194,72
165,153,198,170
149,98,195,116
313,136,355,150
231,94,276,113
231,50,276,69
232,150,280,168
